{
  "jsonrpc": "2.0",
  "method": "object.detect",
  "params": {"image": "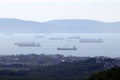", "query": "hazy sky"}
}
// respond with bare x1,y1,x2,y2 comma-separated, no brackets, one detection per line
0,0,120,22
